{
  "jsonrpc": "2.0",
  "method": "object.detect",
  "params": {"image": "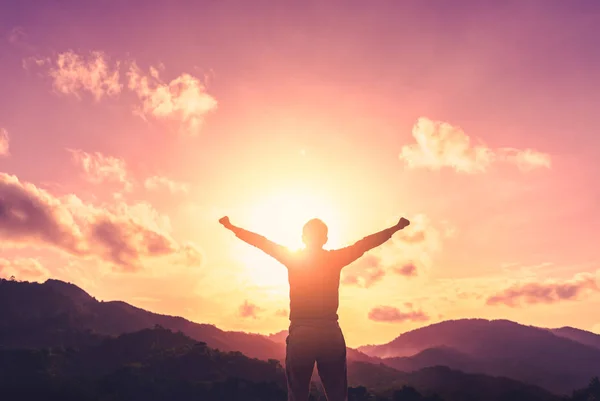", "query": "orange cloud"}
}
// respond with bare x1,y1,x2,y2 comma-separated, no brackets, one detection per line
0,173,201,271
127,63,217,136
144,175,189,194
368,305,429,323
0,128,9,156
0,258,50,282
275,309,289,318
68,149,132,190
239,300,264,319
486,272,598,307
400,117,550,173
48,51,122,100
